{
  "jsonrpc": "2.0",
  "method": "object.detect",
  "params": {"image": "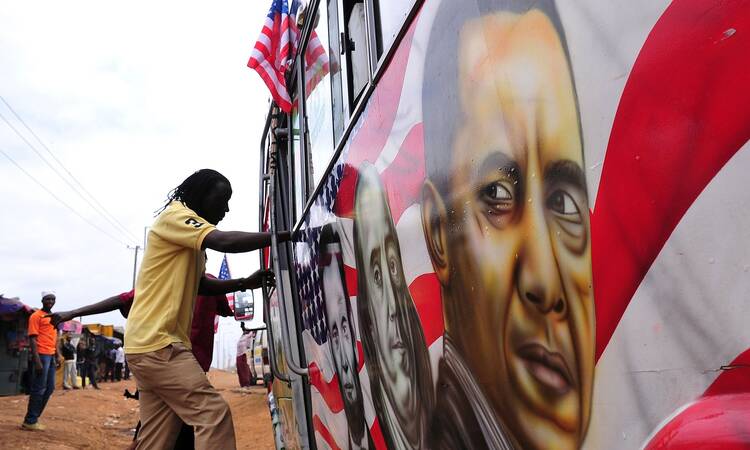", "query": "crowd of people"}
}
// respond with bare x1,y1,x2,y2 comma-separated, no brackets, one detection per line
20,169,281,450
61,332,128,390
